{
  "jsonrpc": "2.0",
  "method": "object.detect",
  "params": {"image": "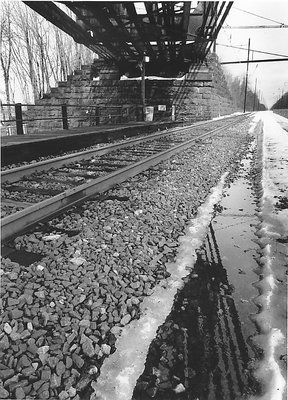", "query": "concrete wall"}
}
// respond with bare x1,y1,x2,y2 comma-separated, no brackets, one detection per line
26,53,236,132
